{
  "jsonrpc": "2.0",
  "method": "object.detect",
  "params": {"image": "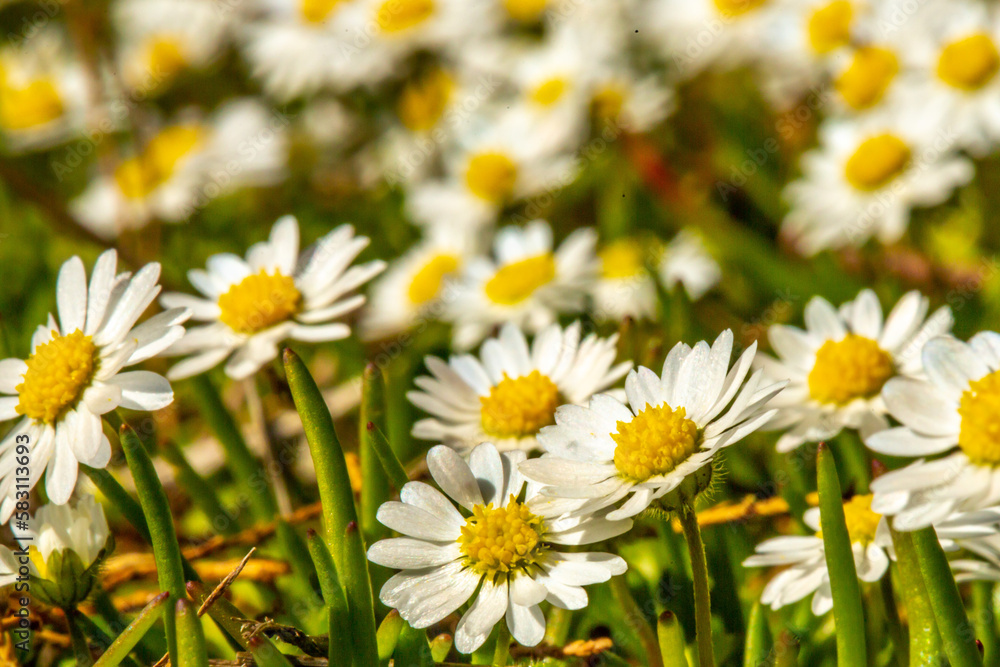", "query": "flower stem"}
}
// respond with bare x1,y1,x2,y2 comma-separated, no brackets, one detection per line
609,573,664,667
679,504,715,667
492,618,511,667
66,608,94,667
